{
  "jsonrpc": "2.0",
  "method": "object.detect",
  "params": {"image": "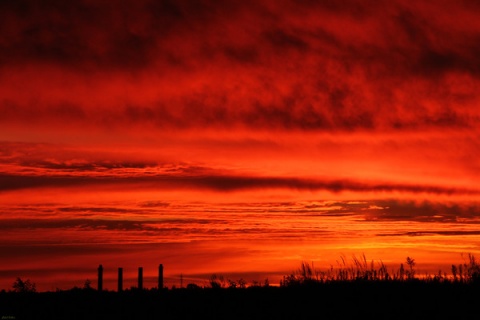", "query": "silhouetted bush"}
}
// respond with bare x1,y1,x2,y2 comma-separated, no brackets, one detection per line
12,277,36,293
